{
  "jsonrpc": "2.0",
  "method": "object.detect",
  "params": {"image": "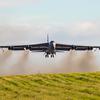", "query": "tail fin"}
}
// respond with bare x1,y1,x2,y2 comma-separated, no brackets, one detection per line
47,34,49,43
